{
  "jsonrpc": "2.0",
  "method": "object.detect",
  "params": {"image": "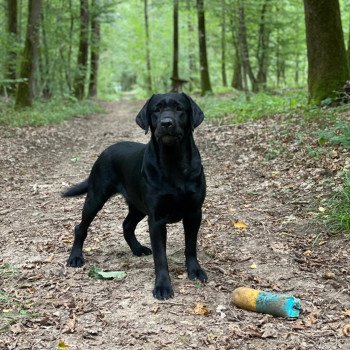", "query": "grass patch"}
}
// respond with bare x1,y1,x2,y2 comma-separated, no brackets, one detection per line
197,90,307,122
319,120,350,150
0,290,37,332
0,98,104,127
0,263,37,332
325,172,350,238
0,263,19,279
